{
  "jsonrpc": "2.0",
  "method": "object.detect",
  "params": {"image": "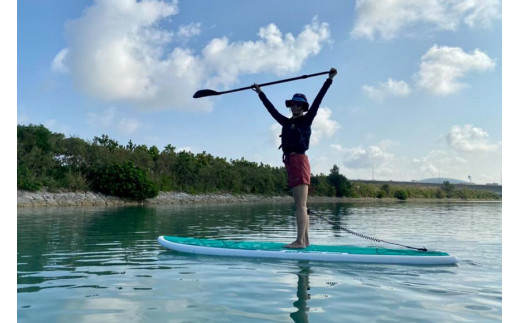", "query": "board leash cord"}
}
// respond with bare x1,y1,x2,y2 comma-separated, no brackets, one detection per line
308,209,428,252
